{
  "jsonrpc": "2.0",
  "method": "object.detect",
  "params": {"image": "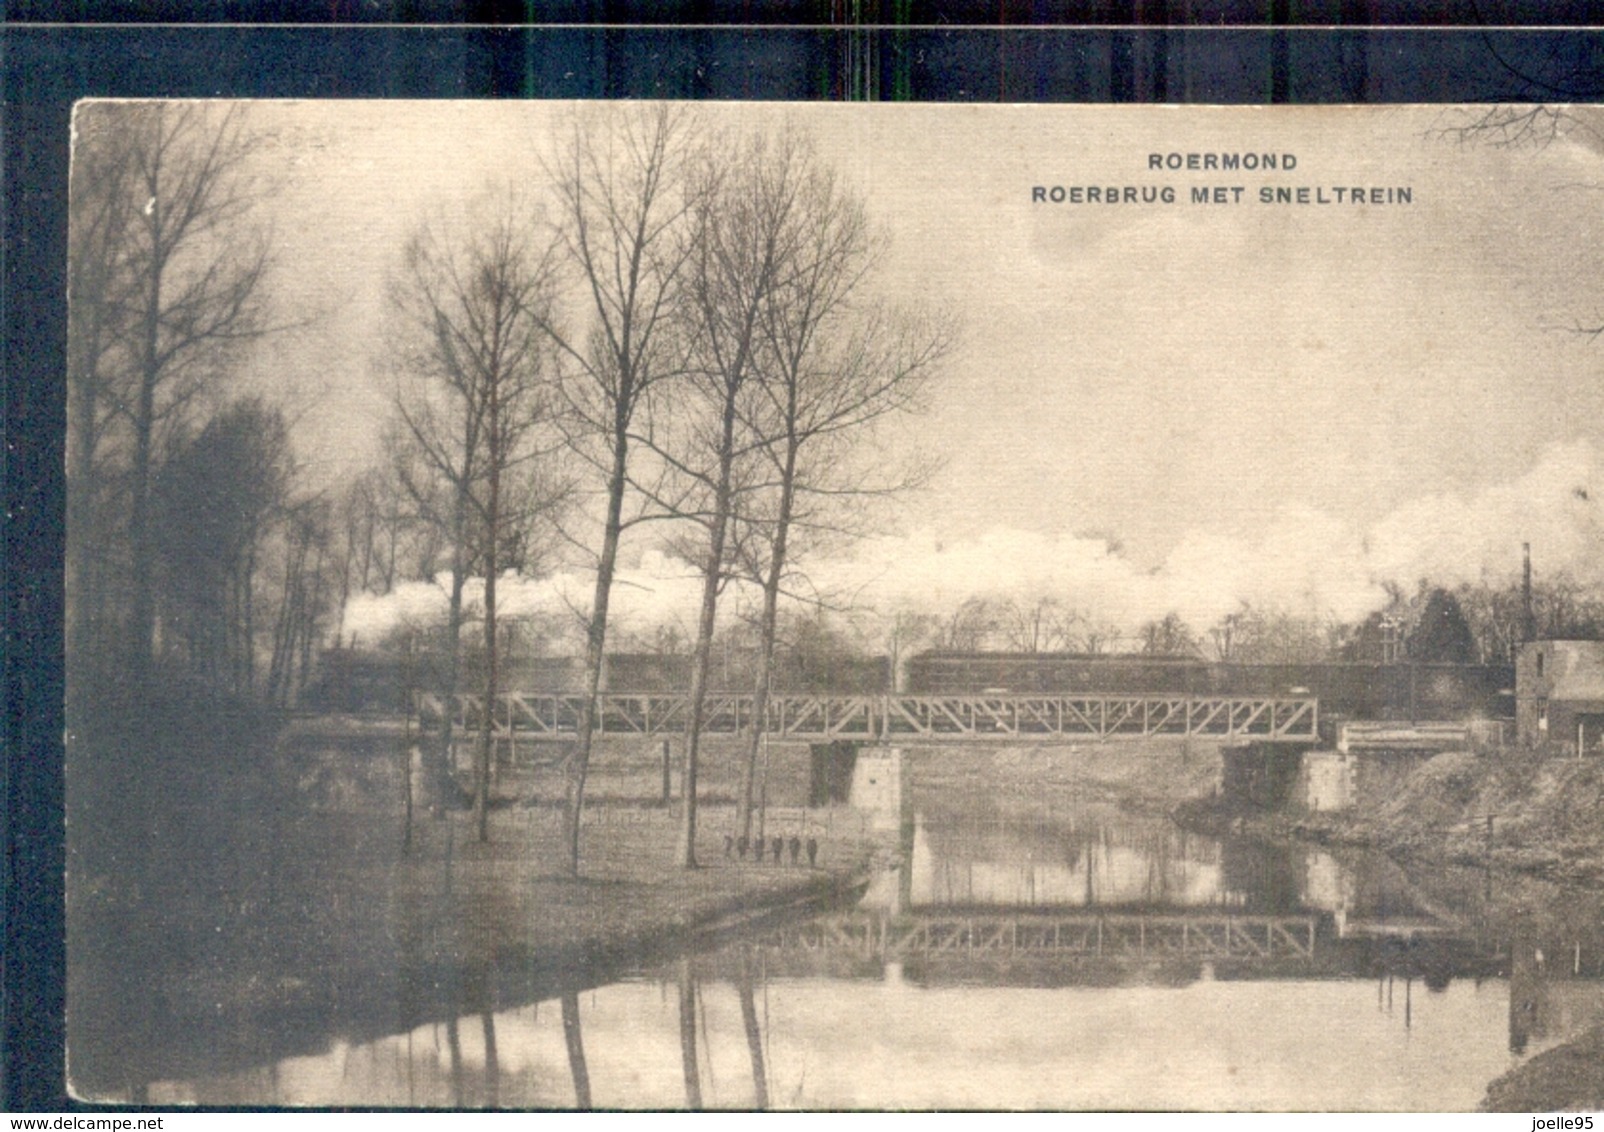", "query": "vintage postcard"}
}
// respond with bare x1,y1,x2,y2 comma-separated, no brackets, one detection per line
64,100,1604,1111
